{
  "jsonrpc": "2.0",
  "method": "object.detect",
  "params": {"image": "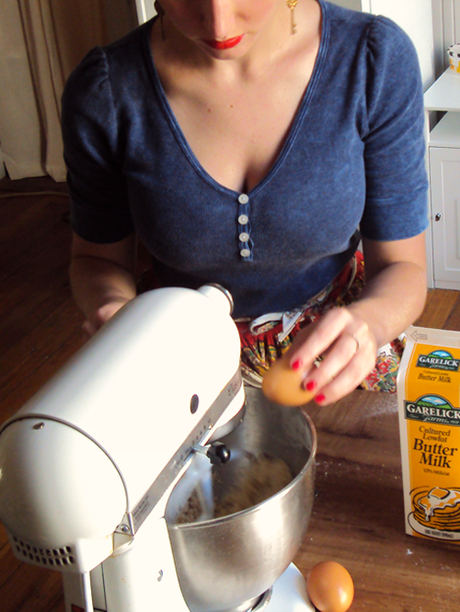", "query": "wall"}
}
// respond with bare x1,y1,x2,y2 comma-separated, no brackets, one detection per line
48,0,136,79
328,0,367,11
104,0,137,44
